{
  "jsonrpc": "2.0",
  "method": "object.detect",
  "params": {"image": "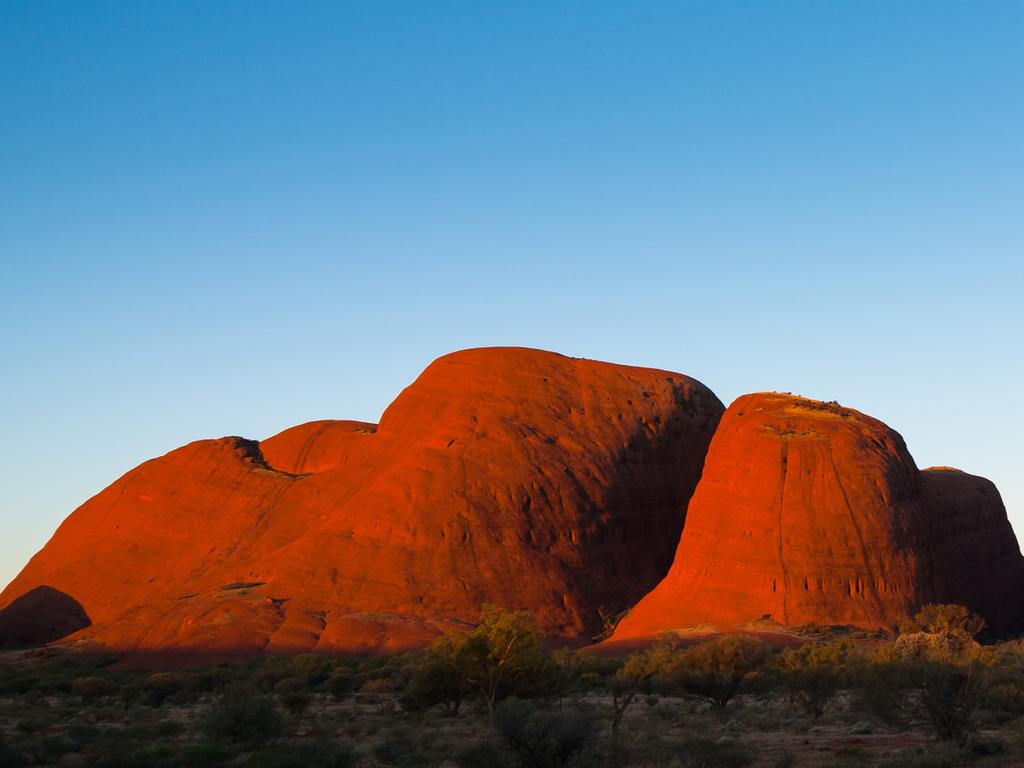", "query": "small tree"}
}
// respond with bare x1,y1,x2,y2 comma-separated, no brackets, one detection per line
549,648,612,706
672,635,767,708
360,677,395,714
463,605,548,718
402,634,476,717
609,642,673,735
